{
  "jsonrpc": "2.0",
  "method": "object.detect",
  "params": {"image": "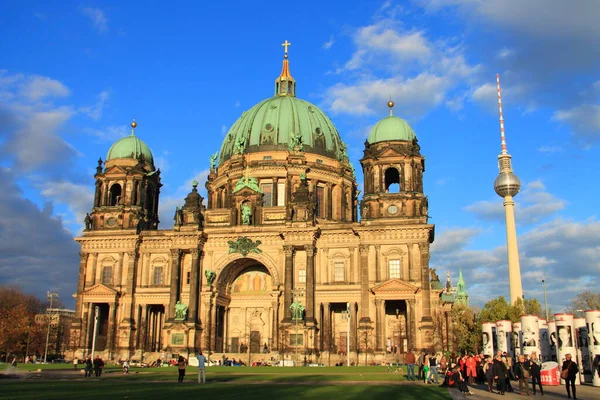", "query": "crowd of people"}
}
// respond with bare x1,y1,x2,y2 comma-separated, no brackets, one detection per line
403,349,583,398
